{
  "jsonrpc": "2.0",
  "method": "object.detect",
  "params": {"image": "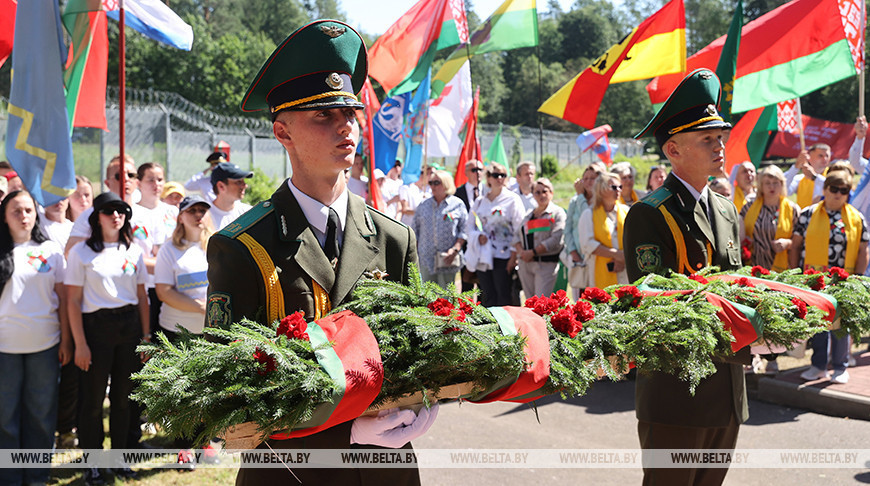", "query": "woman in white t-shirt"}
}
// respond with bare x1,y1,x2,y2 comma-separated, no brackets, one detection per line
155,195,213,337
0,191,70,486
65,192,148,483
